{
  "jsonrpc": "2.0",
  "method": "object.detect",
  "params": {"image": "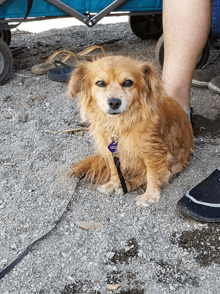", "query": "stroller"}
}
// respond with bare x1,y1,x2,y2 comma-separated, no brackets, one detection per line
1,0,220,85
0,0,163,84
